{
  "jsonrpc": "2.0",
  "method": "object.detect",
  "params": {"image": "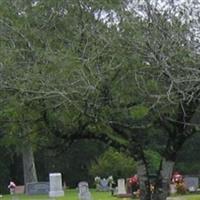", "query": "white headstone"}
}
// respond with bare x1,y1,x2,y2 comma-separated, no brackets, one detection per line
49,173,64,197
117,179,126,195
